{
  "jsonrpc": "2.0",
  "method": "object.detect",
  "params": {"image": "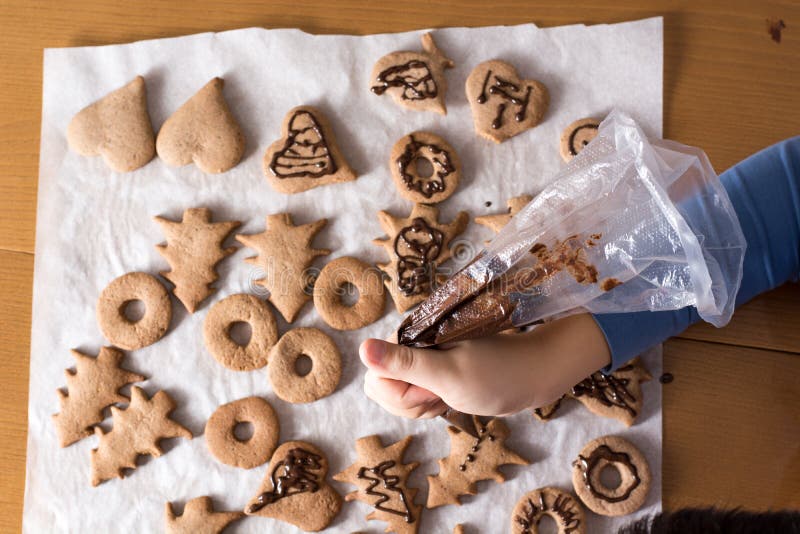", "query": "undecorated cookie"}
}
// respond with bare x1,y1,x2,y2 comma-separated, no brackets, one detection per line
560,118,601,162
474,195,533,234
511,487,586,534
390,131,461,204
465,60,549,143
371,33,454,115
203,293,278,371
156,77,245,173
205,396,279,469
66,76,155,172
313,256,386,330
268,327,342,403
264,105,356,194
245,440,342,531
165,496,244,534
